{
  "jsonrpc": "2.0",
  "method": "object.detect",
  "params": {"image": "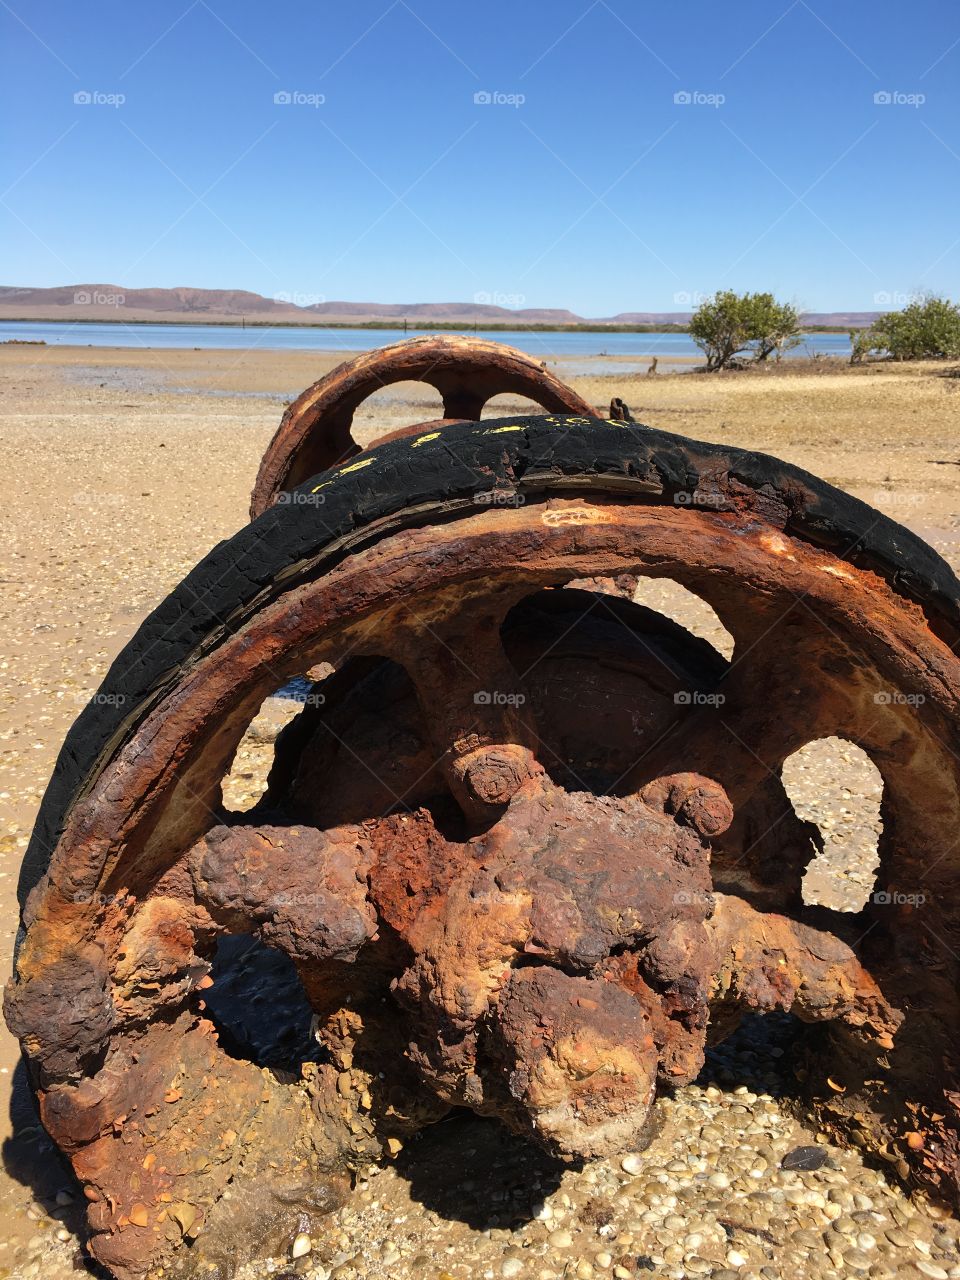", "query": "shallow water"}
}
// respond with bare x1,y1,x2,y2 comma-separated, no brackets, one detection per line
0,319,854,359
